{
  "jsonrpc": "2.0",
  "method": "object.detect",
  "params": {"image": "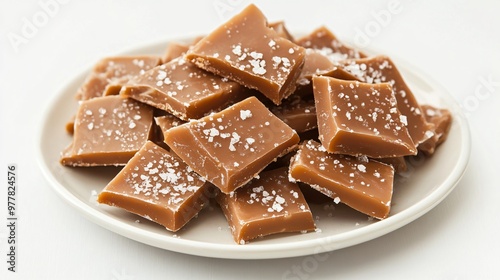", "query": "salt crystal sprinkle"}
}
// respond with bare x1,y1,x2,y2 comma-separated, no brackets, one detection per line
240,109,252,120
357,164,367,173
